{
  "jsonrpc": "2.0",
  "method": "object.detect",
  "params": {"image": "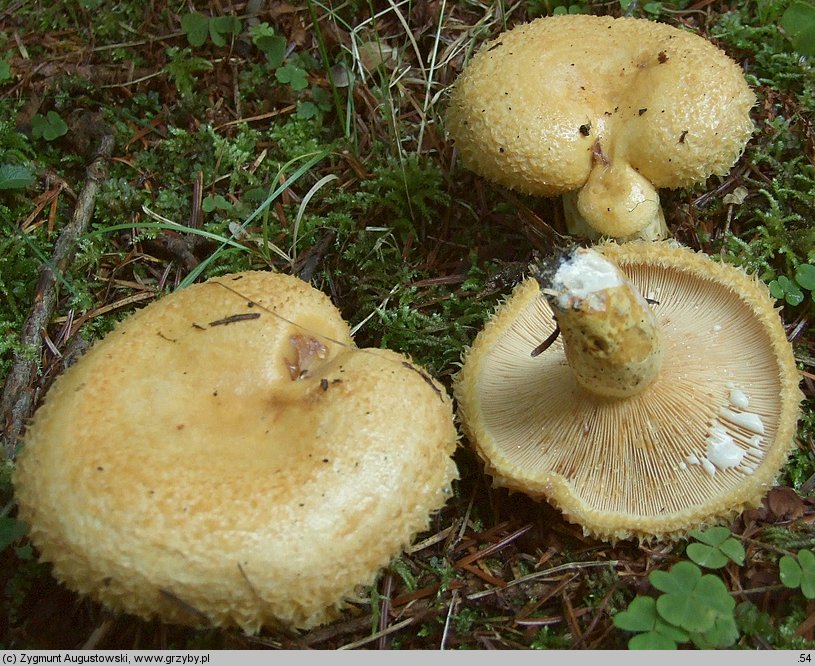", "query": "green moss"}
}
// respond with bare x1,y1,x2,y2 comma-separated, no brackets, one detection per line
1,0,814,650
760,524,815,551
778,445,815,491
530,626,573,649
713,6,815,280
